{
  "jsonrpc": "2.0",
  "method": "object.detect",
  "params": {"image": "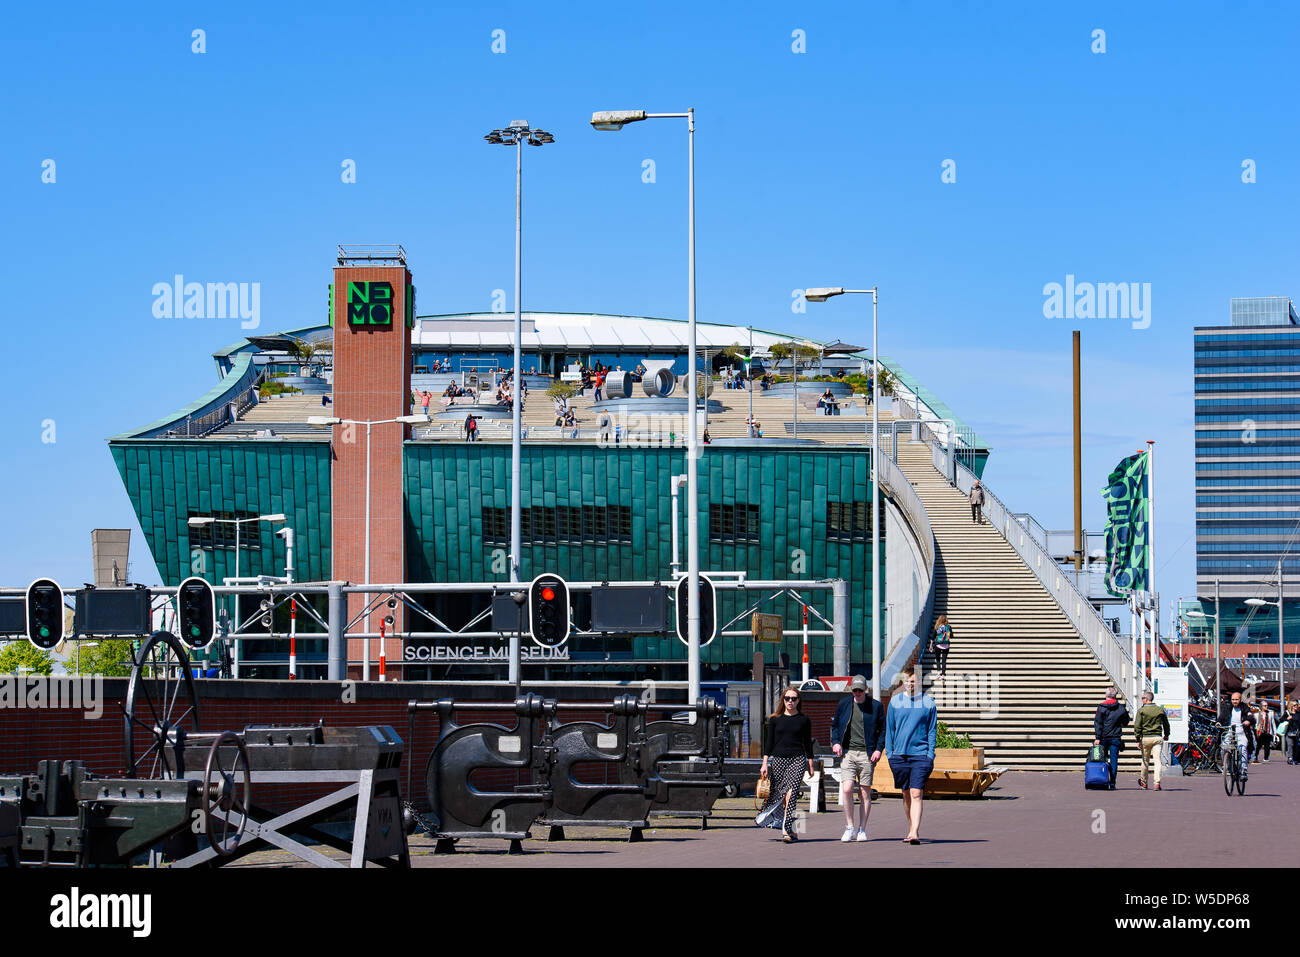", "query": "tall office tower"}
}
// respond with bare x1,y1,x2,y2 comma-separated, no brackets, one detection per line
1194,297,1300,643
